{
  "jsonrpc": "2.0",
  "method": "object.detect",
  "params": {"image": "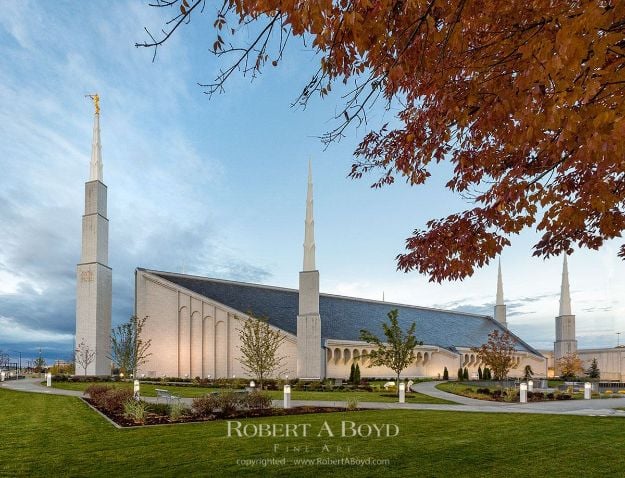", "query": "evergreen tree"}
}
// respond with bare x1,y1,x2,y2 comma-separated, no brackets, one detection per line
354,363,361,384
457,367,463,381
463,367,469,380
443,367,449,380
478,366,483,380
586,358,600,379
349,363,355,383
